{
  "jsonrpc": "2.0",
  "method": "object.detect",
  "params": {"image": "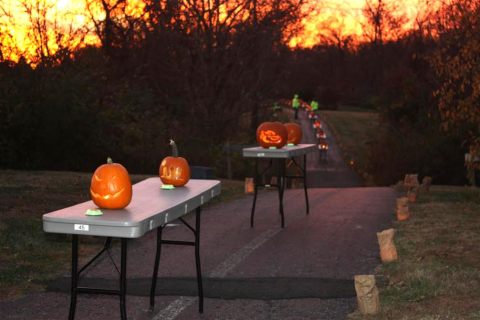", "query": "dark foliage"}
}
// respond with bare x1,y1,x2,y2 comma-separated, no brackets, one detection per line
0,0,473,184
